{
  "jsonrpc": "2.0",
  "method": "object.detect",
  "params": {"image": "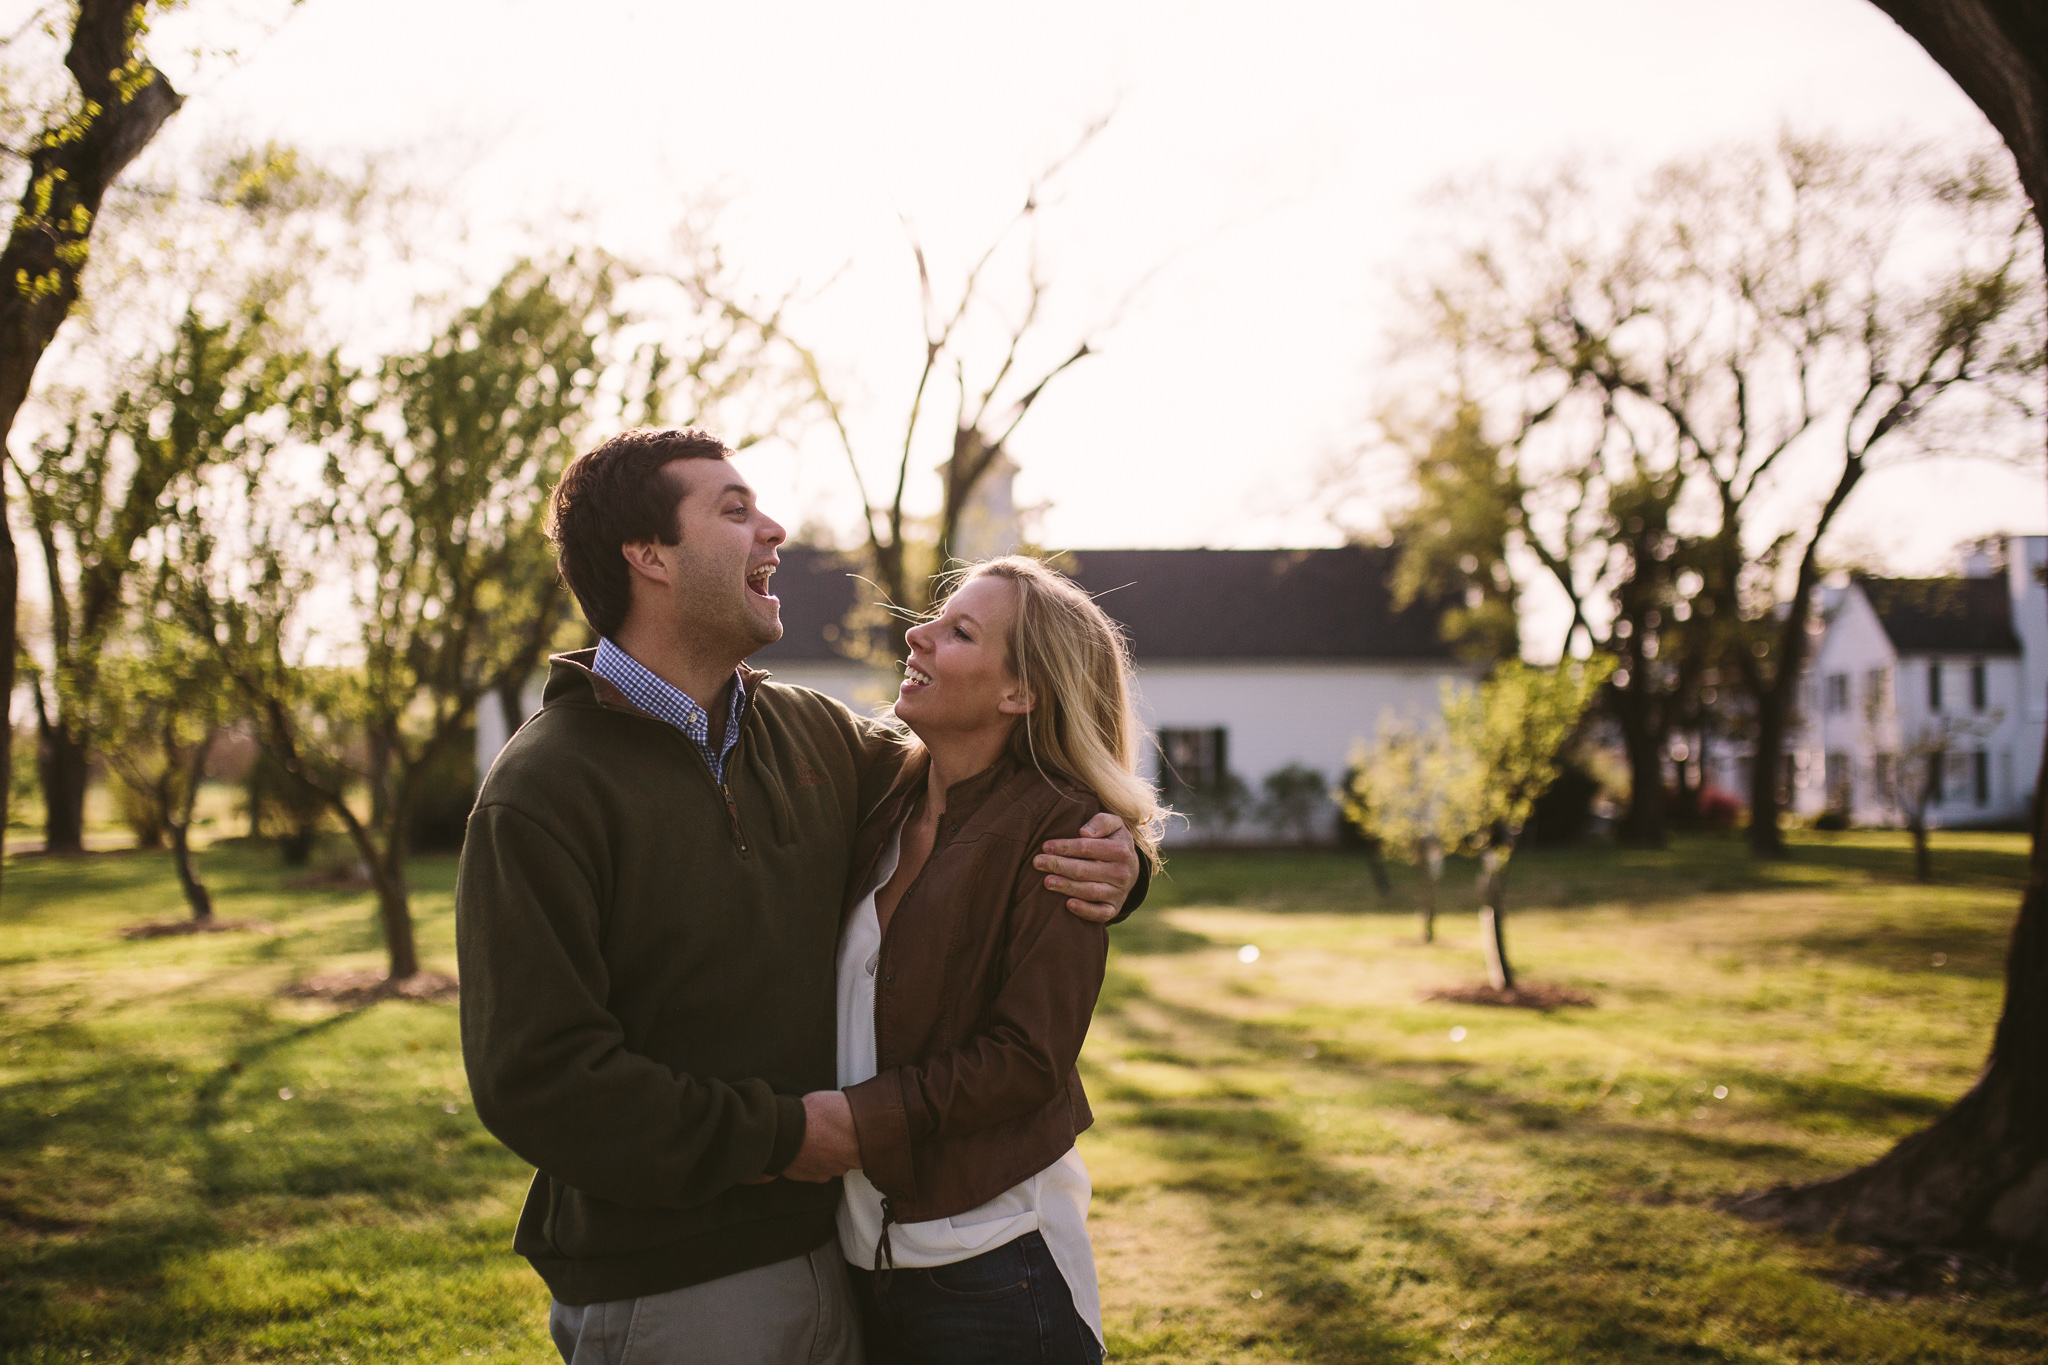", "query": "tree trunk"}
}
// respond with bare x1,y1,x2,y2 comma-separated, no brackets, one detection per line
372,838,419,981
1419,837,1441,944
169,821,213,922
1748,688,1792,859
38,721,88,854
168,732,214,921
1616,701,1668,849
1733,0,2048,1257
1911,817,1932,884
0,2,183,889
1479,845,1515,991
